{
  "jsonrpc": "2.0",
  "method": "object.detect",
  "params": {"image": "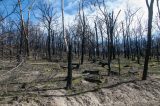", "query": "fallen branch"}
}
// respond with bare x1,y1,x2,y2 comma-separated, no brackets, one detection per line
0,59,24,82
